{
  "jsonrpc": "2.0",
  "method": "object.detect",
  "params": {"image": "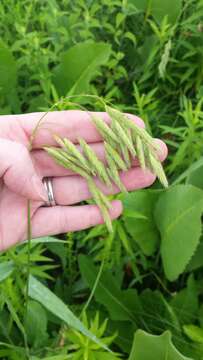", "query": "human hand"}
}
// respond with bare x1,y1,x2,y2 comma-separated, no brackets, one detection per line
0,111,167,251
